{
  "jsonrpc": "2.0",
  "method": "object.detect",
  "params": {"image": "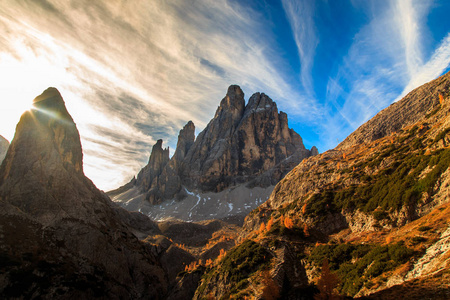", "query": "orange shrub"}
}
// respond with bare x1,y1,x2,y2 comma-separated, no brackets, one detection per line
266,217,274,231
259,222,266,234
284,217,294,229
302,204,307,214
303,223,310,237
